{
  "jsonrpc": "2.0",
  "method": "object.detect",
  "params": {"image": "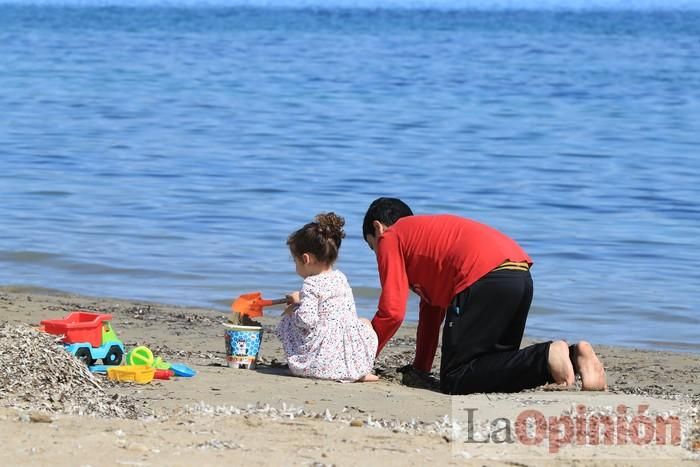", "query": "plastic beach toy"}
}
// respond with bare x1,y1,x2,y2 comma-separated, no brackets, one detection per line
40,311,125,366
232,292,287,318
154,369,174,380
152,356,171,370
223,323,264,369
170,363,196,377
126,346,154,366
107,365,155,384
